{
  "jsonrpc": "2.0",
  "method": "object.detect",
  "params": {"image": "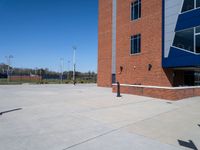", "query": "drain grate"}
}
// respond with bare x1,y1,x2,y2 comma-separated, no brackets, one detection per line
0,108,22,116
